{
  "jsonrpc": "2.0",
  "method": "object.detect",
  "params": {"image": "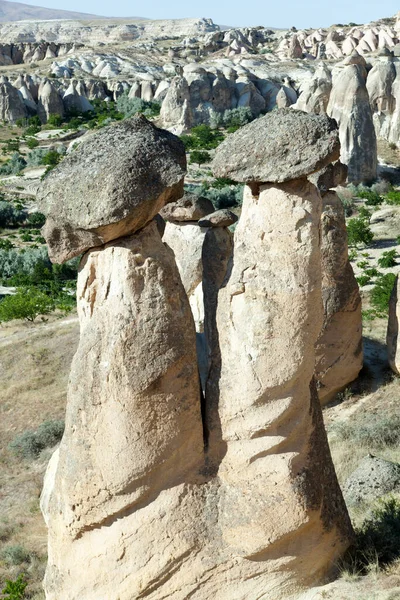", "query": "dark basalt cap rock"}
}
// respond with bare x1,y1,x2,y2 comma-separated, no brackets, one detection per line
38,114,187,263
212,108,340,184
198,209,238,228
159,193,214,222
309,161,348,194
